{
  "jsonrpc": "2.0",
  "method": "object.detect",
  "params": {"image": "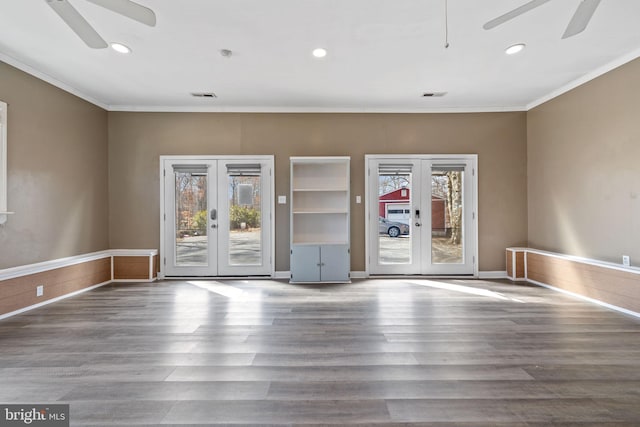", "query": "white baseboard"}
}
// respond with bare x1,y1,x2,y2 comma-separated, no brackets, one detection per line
111,278,158,283
274,271,291,279
0,249,158,282
0,280,112,321
478,270,508,279
350,271,367,279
